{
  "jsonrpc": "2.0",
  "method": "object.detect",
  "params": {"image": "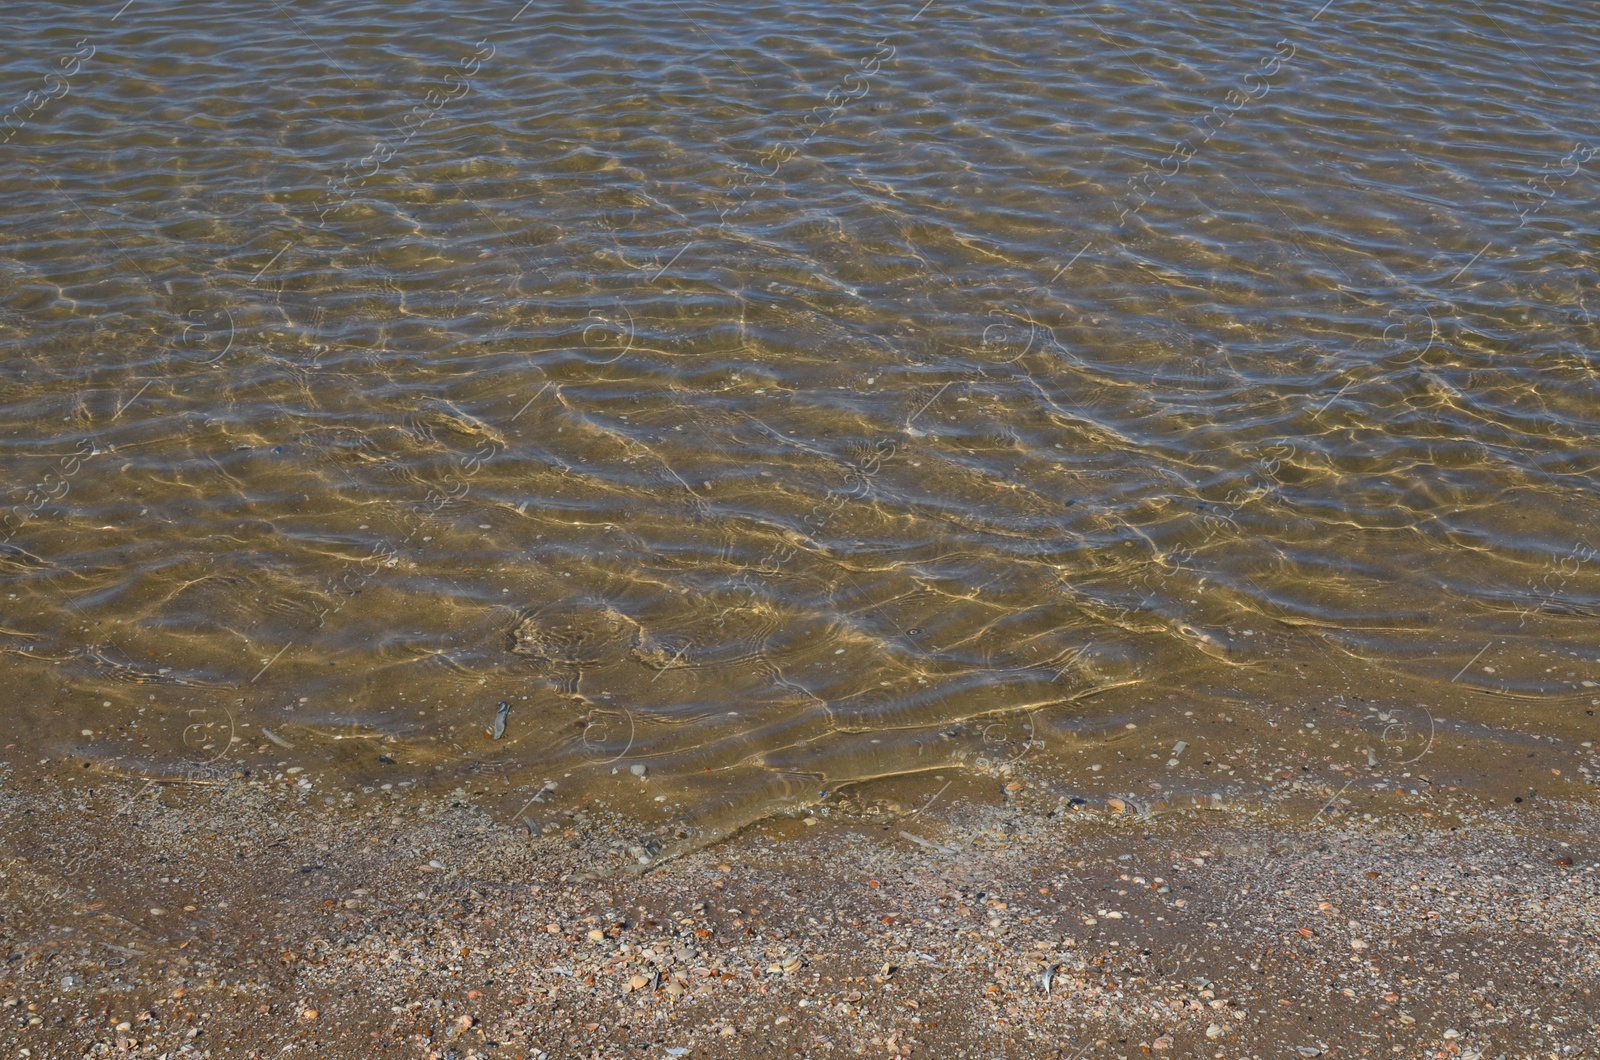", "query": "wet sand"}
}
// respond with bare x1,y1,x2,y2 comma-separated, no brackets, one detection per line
3,745,1596,1059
